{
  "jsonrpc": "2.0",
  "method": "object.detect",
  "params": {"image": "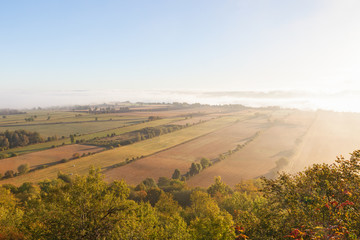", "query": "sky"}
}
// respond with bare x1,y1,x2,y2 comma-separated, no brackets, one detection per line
1,1,360,108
